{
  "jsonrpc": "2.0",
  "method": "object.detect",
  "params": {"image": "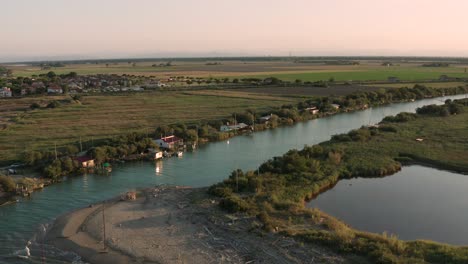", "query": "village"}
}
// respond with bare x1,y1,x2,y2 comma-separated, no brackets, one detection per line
0,72,194,97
